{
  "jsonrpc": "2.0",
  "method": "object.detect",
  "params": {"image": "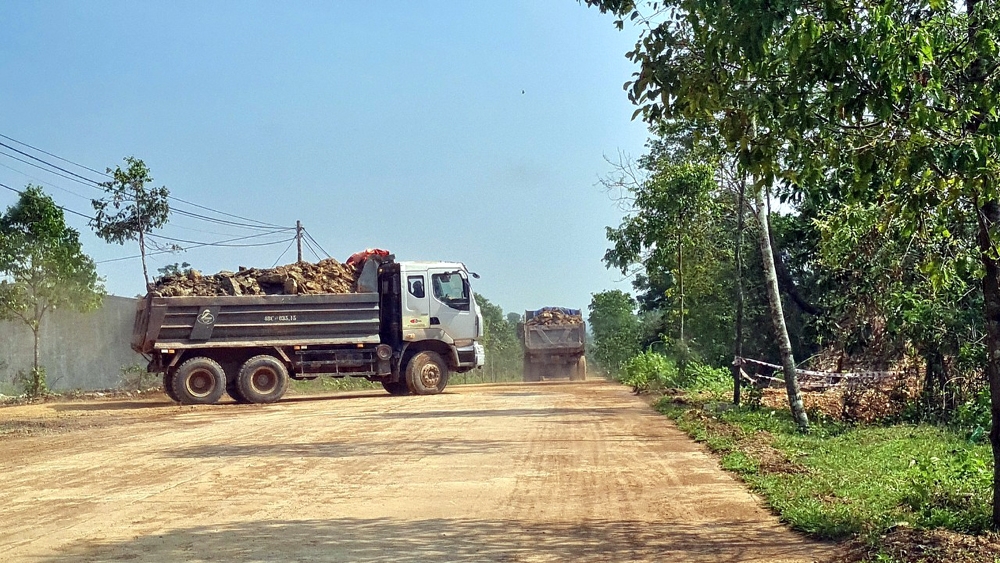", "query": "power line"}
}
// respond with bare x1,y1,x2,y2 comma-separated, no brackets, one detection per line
97,233,297,264
302,229,332,258
0,132,108,178
0,181,96,222
171,208,286,231
0,149,104,191
146,229,292,247
272,239,296,267
0,132,289,230
301,235,322,261
0,140,103,187
0,161,93,201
